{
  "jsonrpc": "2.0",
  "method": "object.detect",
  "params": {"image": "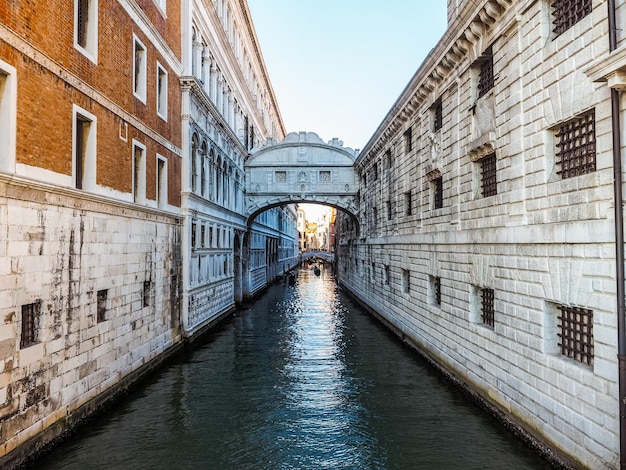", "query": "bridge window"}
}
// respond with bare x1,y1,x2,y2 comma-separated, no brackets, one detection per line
319,170,331,182
275,170,286,183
